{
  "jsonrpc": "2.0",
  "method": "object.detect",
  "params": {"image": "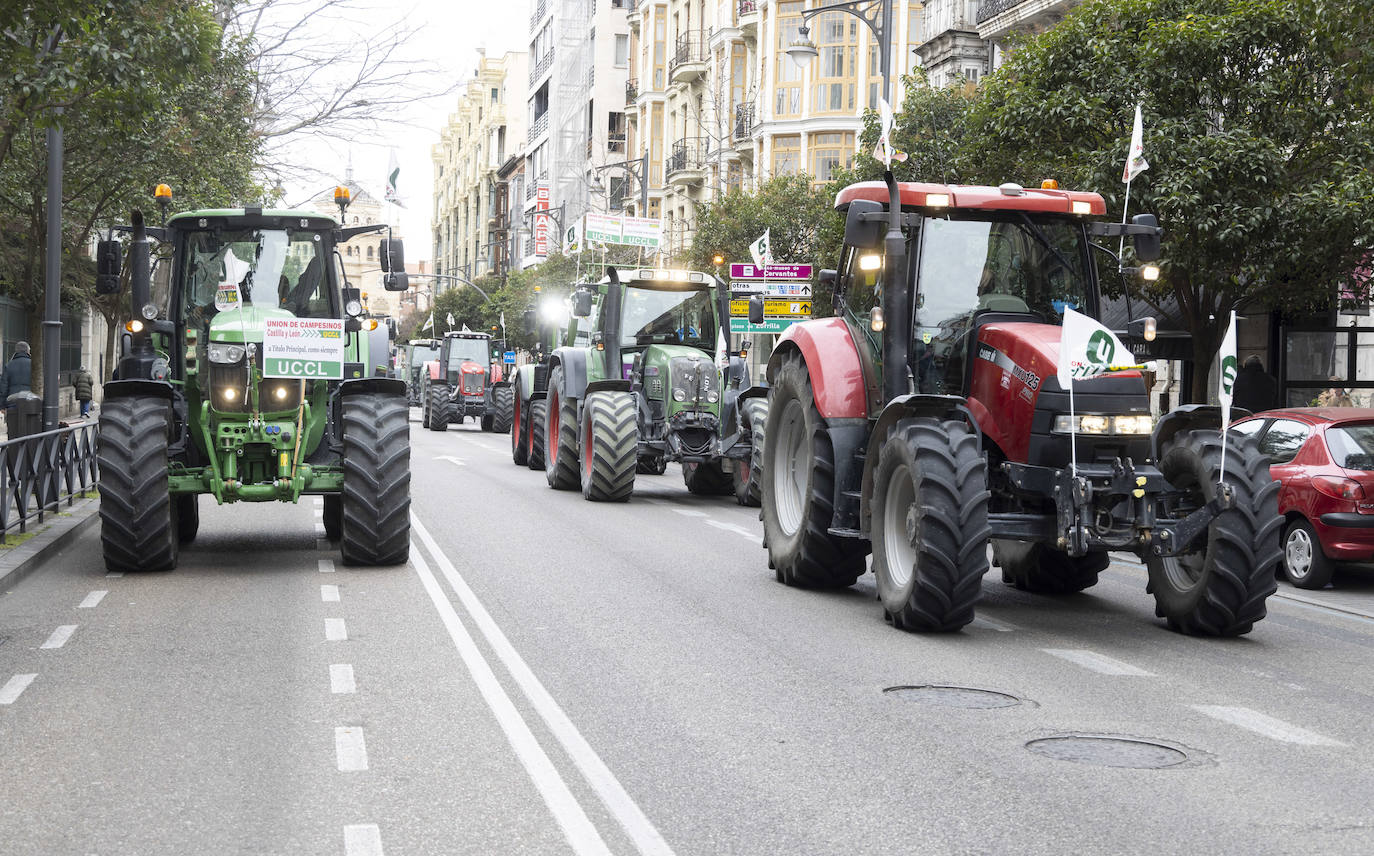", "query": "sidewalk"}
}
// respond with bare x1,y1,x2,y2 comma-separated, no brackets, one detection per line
0,495,100,588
